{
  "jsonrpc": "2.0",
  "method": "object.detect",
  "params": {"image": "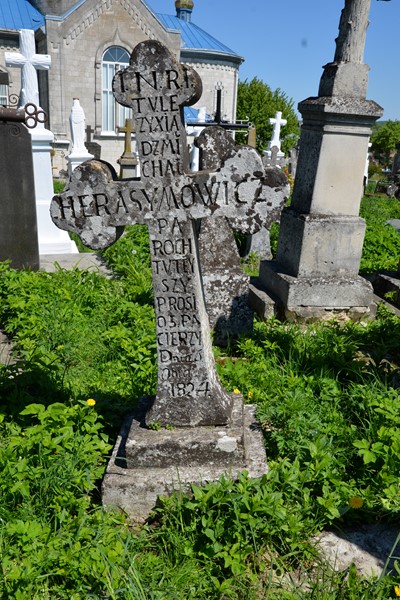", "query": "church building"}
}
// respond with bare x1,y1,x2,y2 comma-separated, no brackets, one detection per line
0,0,243,174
